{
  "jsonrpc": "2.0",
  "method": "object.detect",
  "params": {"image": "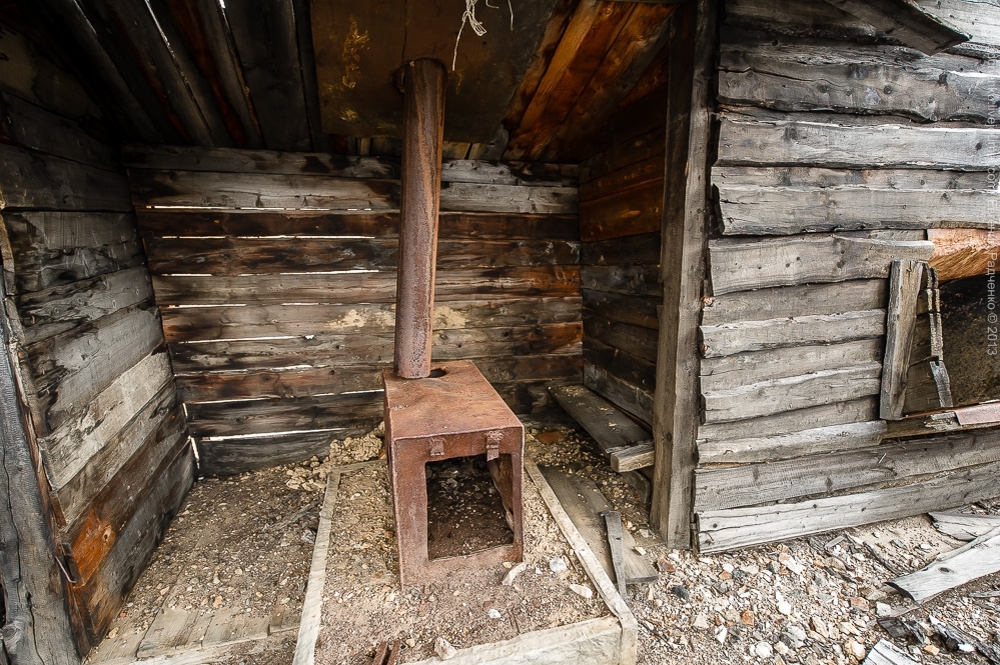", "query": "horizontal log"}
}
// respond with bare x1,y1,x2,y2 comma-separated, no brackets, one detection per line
161,297,582,342
708,234,934,295
135,210,579,241
701,278,887,326
170,322,582,373
186,392,385,437
717,113,1000,170
716,184,997,235
196,429,369,477
698,396,880,443
583,339,656,393
0,144,132,212
581,290,660,330
702,363,883,423
579,154,665,204
822,0,969,56
38,349,174,491
584,363,653,426
697,458,1000,553
581,233,662,266
175,354,582,402
697,420,887,464
580,265,661,298
579,127,665,184
700,338,884,391
0,211,144,295
23,303,164,435
152,266,580,306
584,314,658,362
928,228,1000,281
12,267,154,345
699,310,885,357
144,237,579,275
712,165,991,190
438,182,578,215
718,41,997,121
579,177,664,242
696,429,1000,512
